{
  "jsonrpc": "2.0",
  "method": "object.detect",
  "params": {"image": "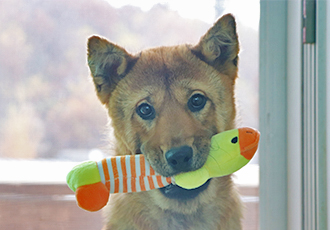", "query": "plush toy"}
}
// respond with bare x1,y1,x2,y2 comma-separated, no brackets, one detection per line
67,127,260,212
